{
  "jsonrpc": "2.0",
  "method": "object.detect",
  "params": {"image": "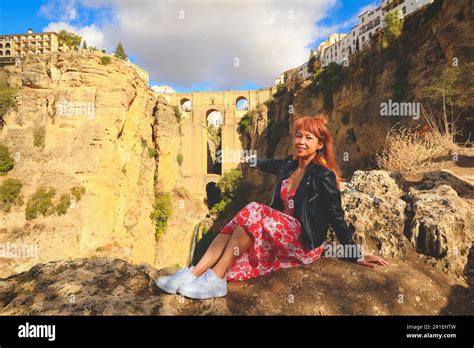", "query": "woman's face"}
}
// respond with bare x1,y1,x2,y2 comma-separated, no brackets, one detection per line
293,129,323,158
